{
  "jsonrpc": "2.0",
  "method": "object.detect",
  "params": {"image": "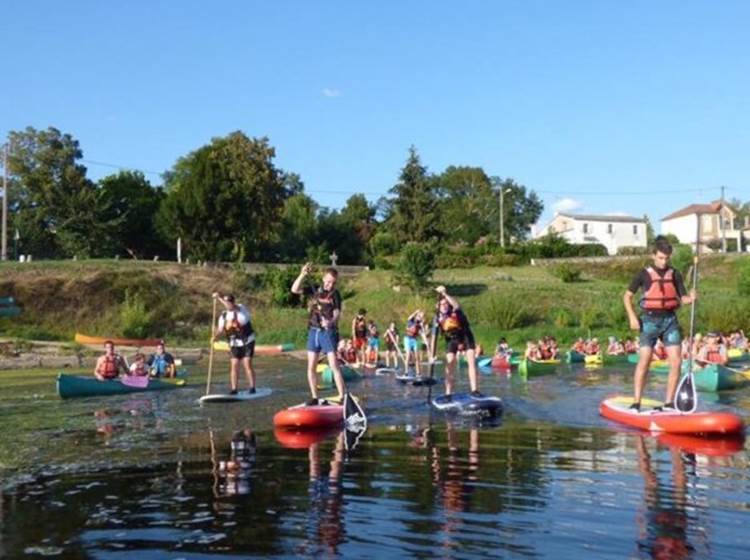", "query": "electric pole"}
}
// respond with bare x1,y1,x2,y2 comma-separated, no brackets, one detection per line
1,143,8,261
